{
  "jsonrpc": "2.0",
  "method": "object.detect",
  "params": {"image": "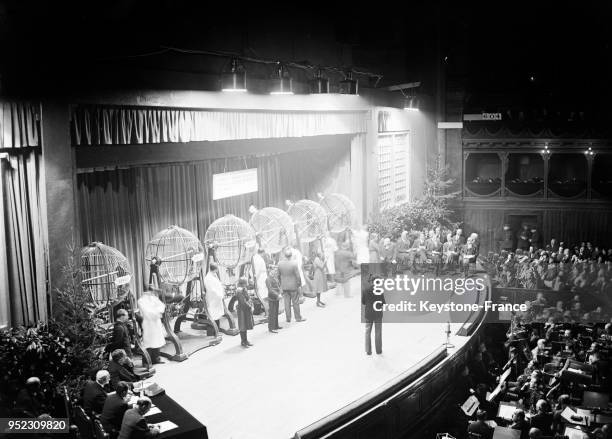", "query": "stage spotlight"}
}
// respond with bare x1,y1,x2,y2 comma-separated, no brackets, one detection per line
309,68,329,94
270,63,294,95
403,97,419,111
339,71,358,95
221,58,247,92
